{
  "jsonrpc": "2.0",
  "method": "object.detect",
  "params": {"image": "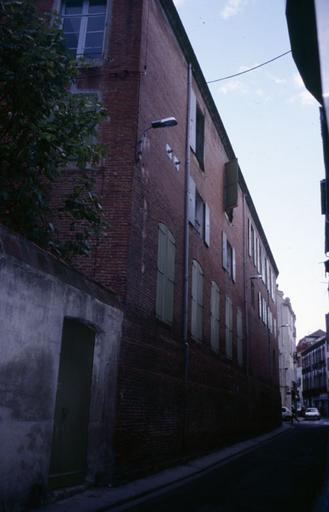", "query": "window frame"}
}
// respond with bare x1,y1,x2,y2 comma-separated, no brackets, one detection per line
61,0,109,59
